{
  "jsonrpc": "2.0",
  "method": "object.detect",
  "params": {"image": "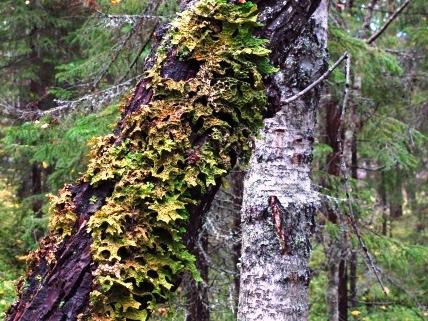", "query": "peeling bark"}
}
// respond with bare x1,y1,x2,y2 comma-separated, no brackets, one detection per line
238,1,328,320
